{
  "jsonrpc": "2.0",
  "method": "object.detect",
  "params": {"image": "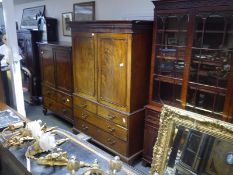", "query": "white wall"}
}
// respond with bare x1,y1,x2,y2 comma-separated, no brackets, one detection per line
0,5,5,31
14,0,154,42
